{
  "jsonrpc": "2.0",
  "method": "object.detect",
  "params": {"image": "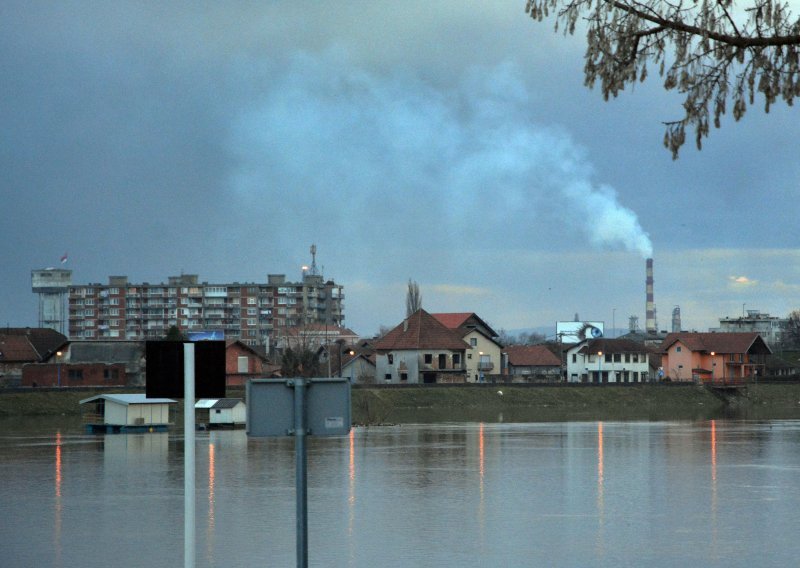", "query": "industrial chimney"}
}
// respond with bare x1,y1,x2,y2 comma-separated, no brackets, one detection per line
646,258,656,334
672,305,681,333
